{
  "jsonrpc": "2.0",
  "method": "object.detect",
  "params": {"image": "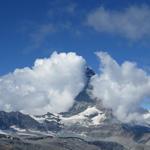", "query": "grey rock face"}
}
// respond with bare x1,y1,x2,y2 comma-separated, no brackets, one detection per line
0,111,43,130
